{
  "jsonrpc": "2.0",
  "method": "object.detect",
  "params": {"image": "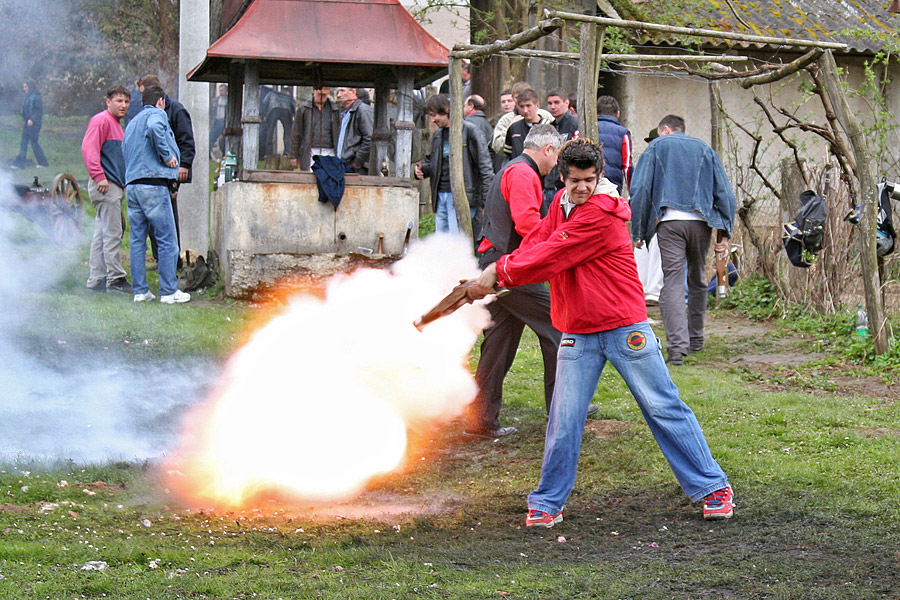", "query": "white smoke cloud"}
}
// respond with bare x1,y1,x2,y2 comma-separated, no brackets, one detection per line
0,169,215,465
